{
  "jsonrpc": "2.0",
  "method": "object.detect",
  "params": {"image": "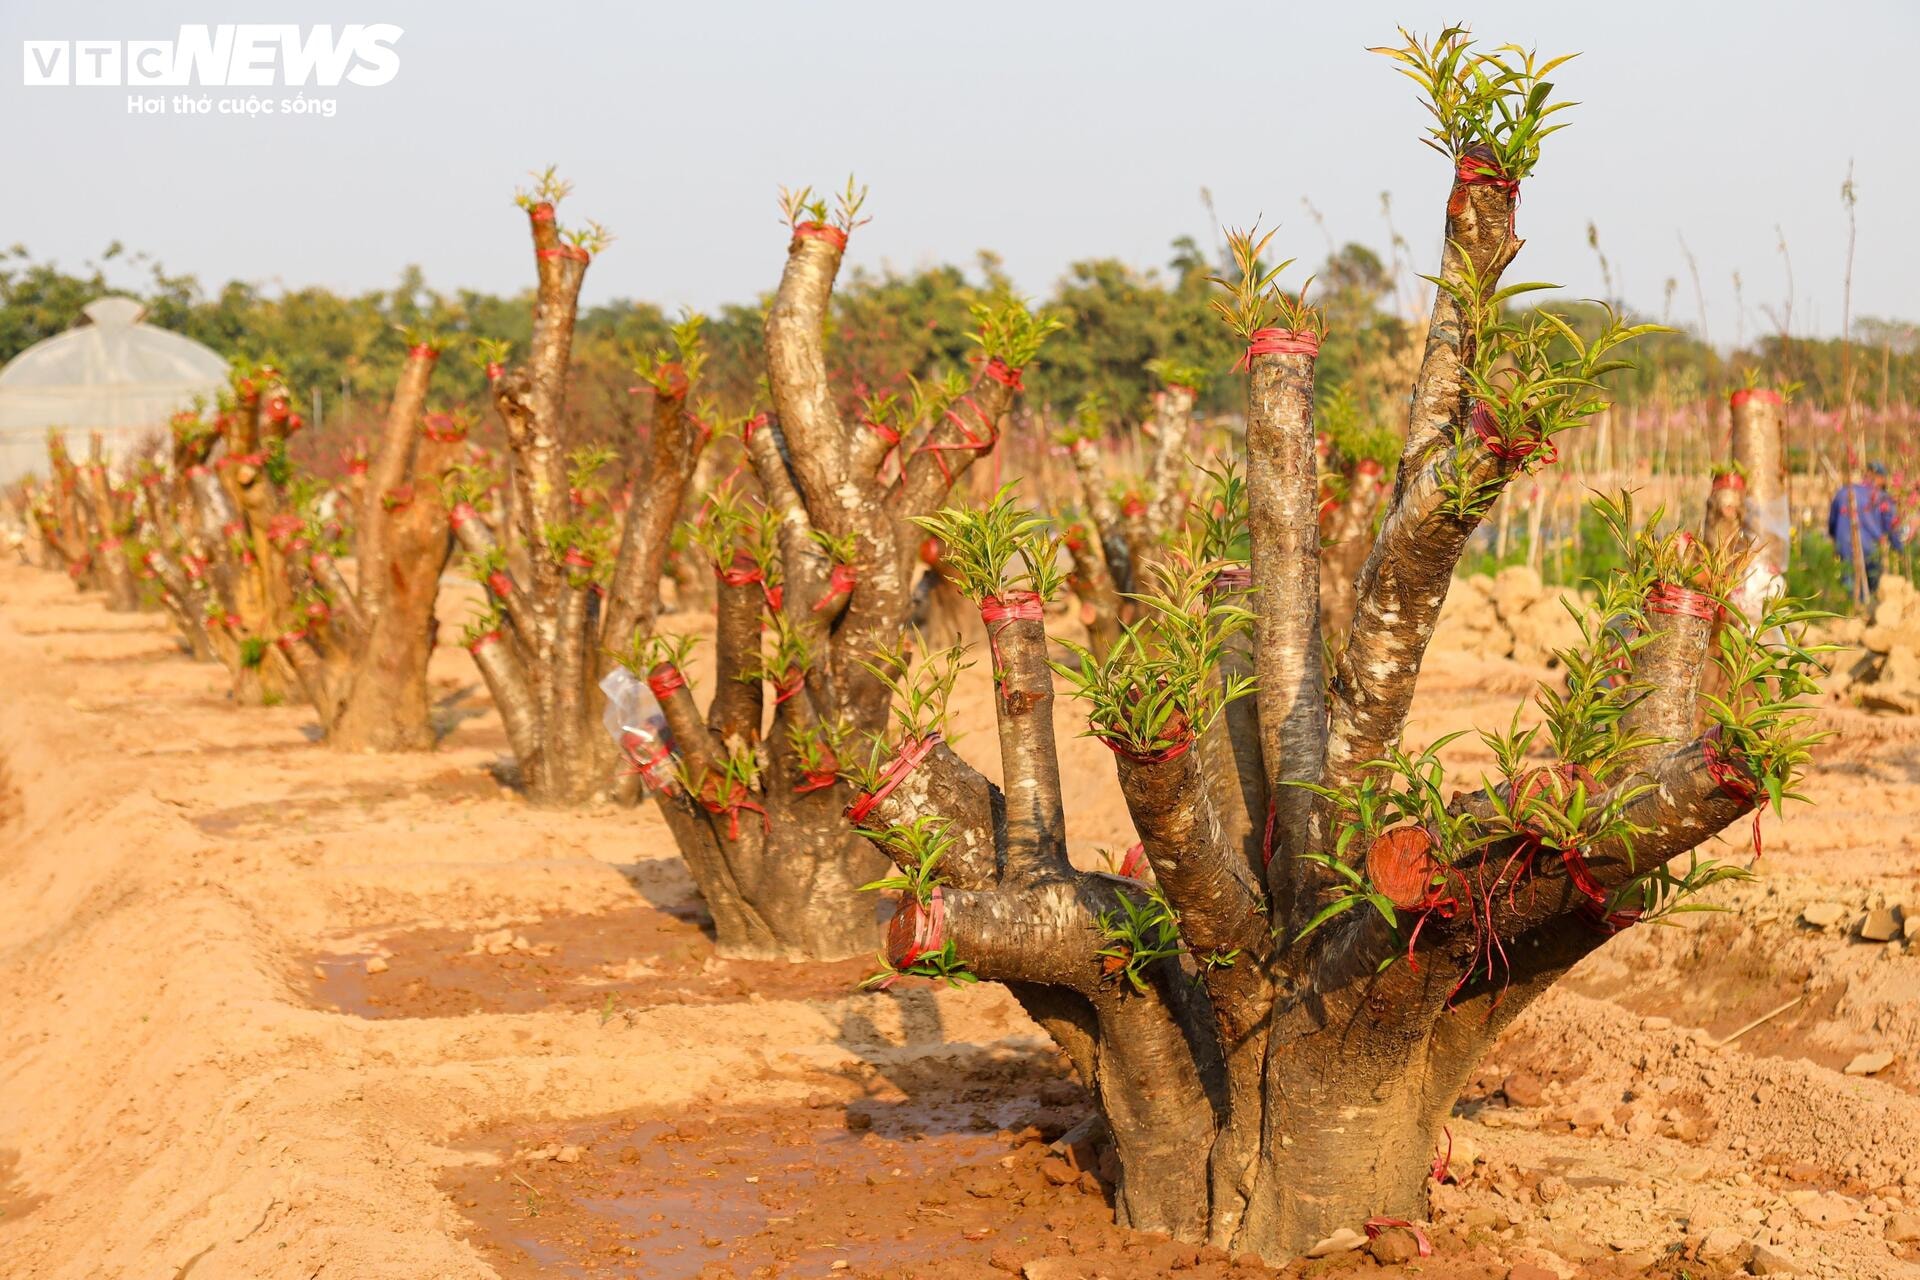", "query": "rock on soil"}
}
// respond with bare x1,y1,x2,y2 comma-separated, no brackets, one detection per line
1826,575,1920,713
